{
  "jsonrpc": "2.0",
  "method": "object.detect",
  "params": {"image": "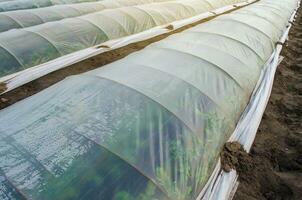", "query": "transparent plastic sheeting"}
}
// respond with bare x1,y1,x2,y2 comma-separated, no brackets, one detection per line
0,0,296,199
0,0,245,78
200,1,300,199
0,1,14,3
0,0,105,12
0,0,173,33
